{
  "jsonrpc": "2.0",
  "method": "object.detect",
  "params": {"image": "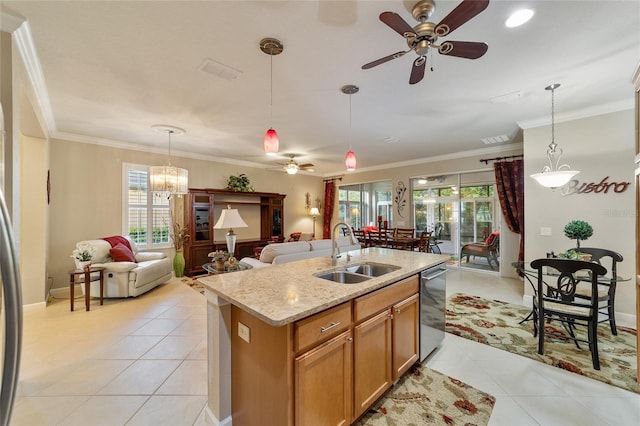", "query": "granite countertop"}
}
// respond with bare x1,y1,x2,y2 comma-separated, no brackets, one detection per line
198,248,449,326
